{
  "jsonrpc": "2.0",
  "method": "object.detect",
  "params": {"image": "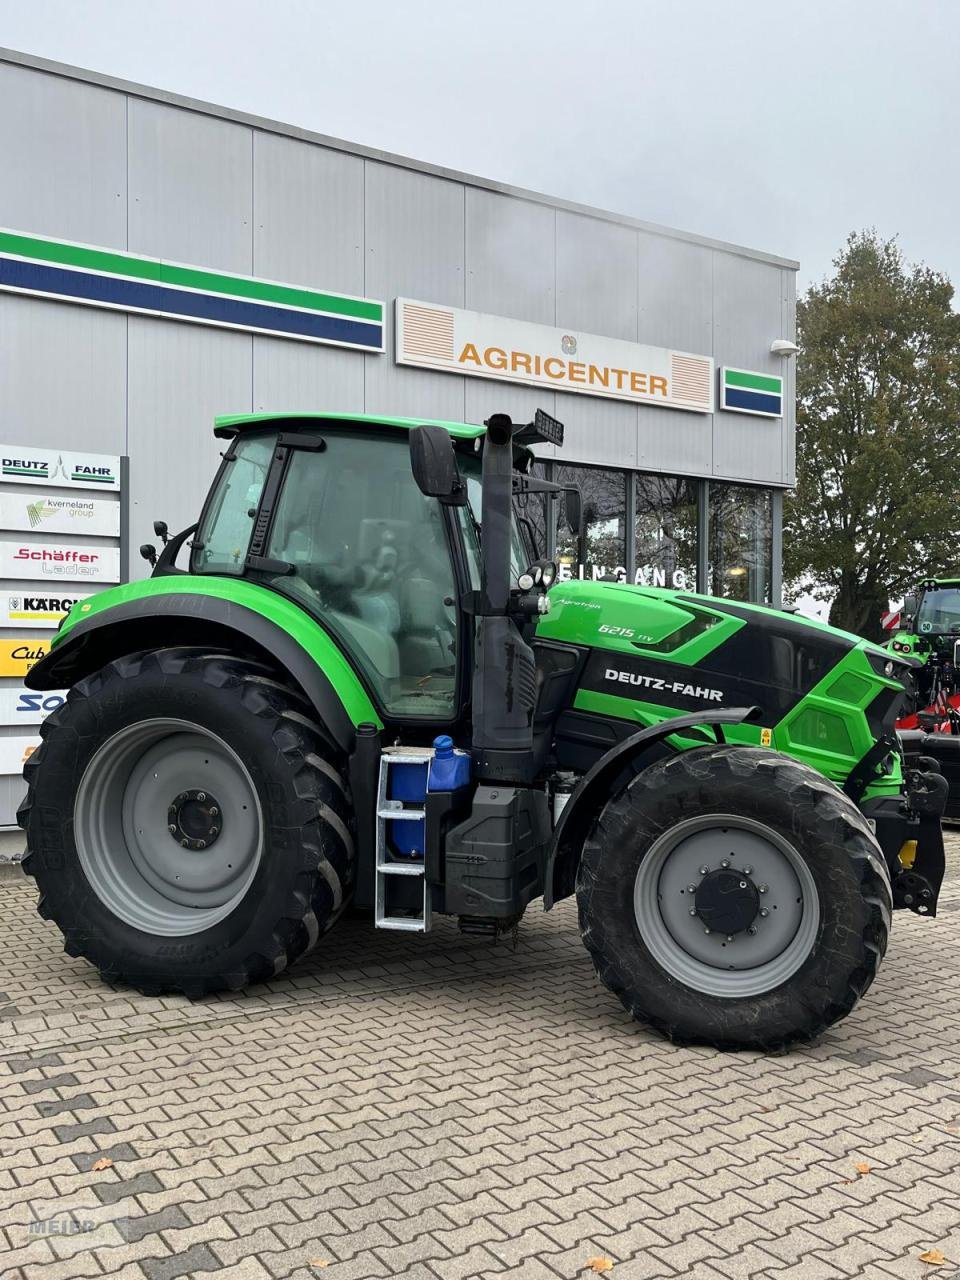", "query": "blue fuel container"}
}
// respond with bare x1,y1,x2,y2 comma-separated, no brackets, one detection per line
388,757,429,856
428,735,471,792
